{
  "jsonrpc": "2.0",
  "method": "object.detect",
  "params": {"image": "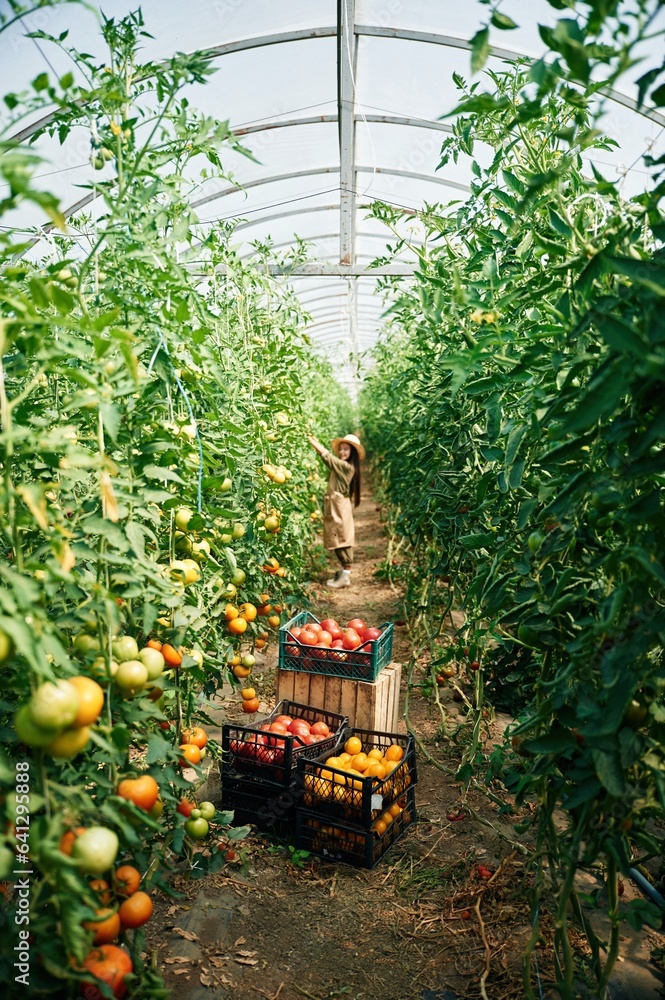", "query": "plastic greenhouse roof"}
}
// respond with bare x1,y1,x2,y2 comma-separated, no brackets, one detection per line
1,0,664,393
